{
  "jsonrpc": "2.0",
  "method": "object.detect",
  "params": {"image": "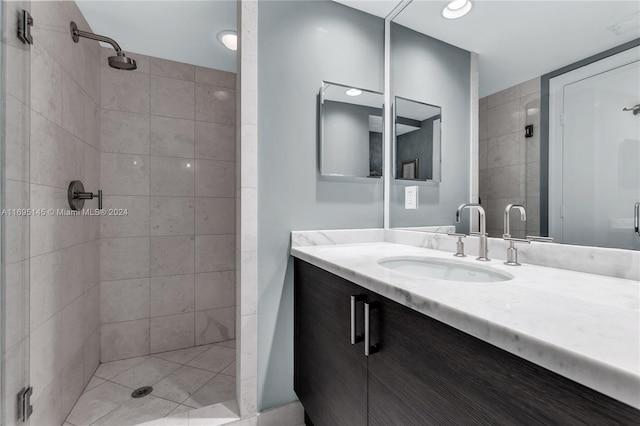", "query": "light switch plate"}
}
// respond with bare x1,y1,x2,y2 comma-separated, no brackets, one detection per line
405,186,418,209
